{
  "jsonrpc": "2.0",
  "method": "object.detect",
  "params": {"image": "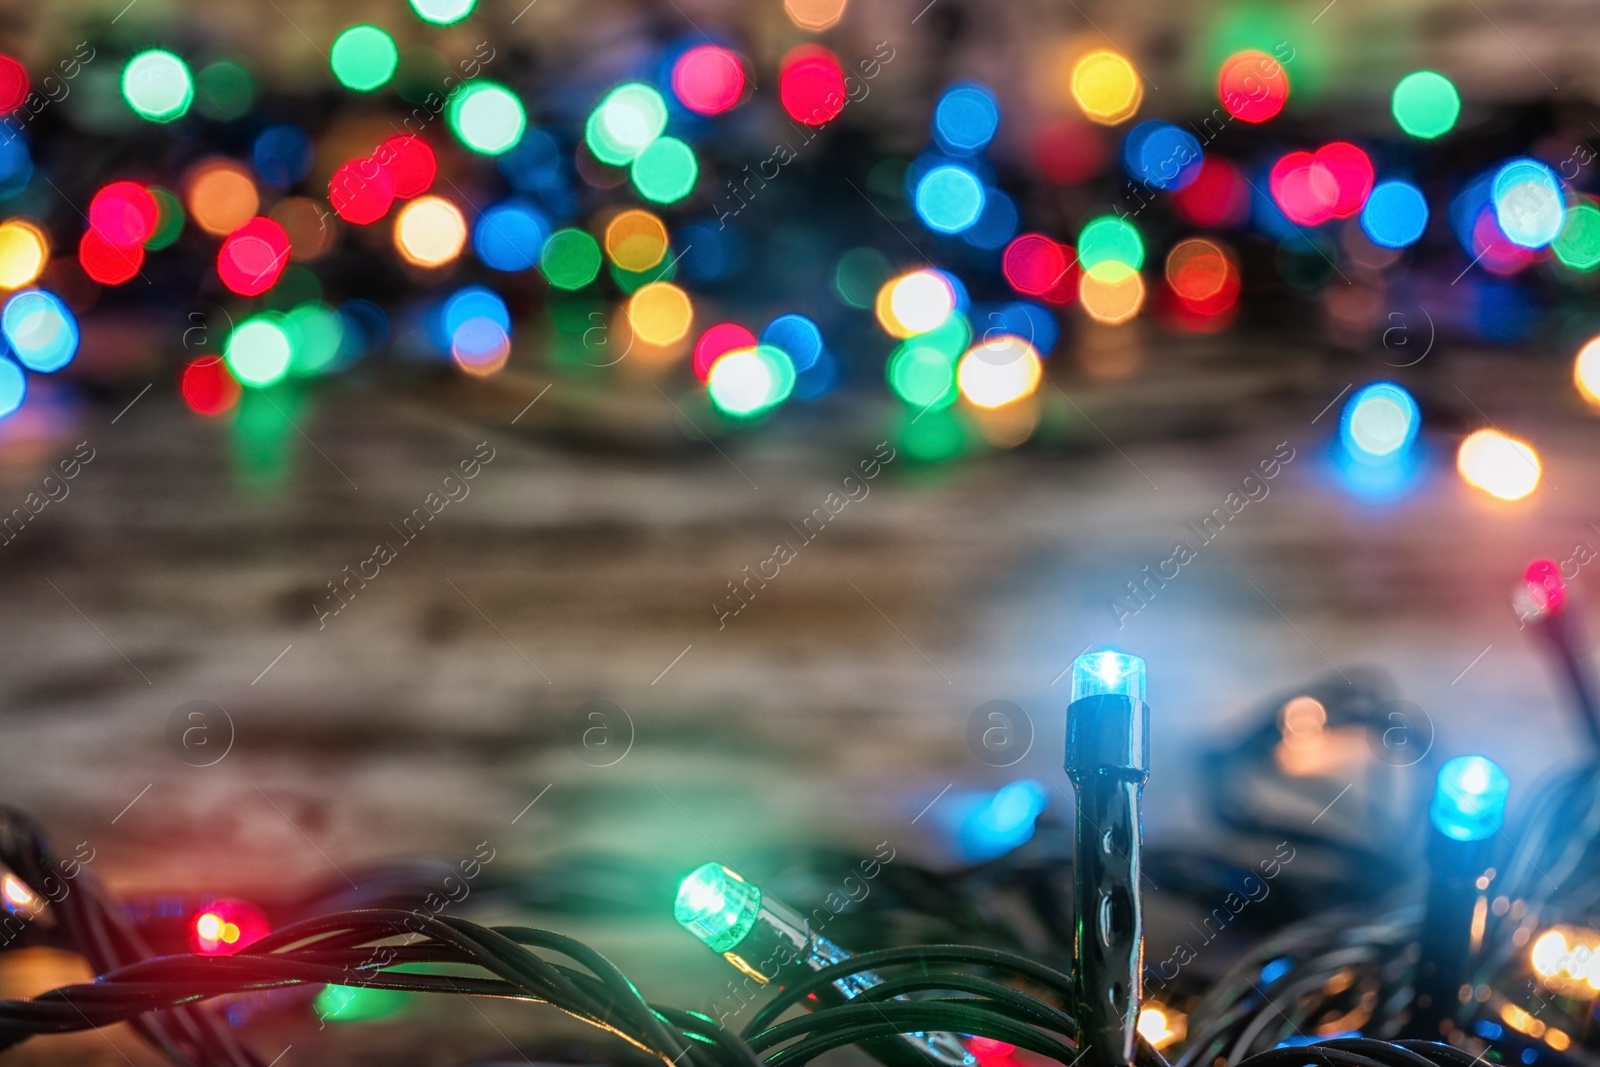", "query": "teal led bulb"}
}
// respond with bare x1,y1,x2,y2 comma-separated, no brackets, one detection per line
1070,650,1146,704
1430,755,1509,842
674,862,762,953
